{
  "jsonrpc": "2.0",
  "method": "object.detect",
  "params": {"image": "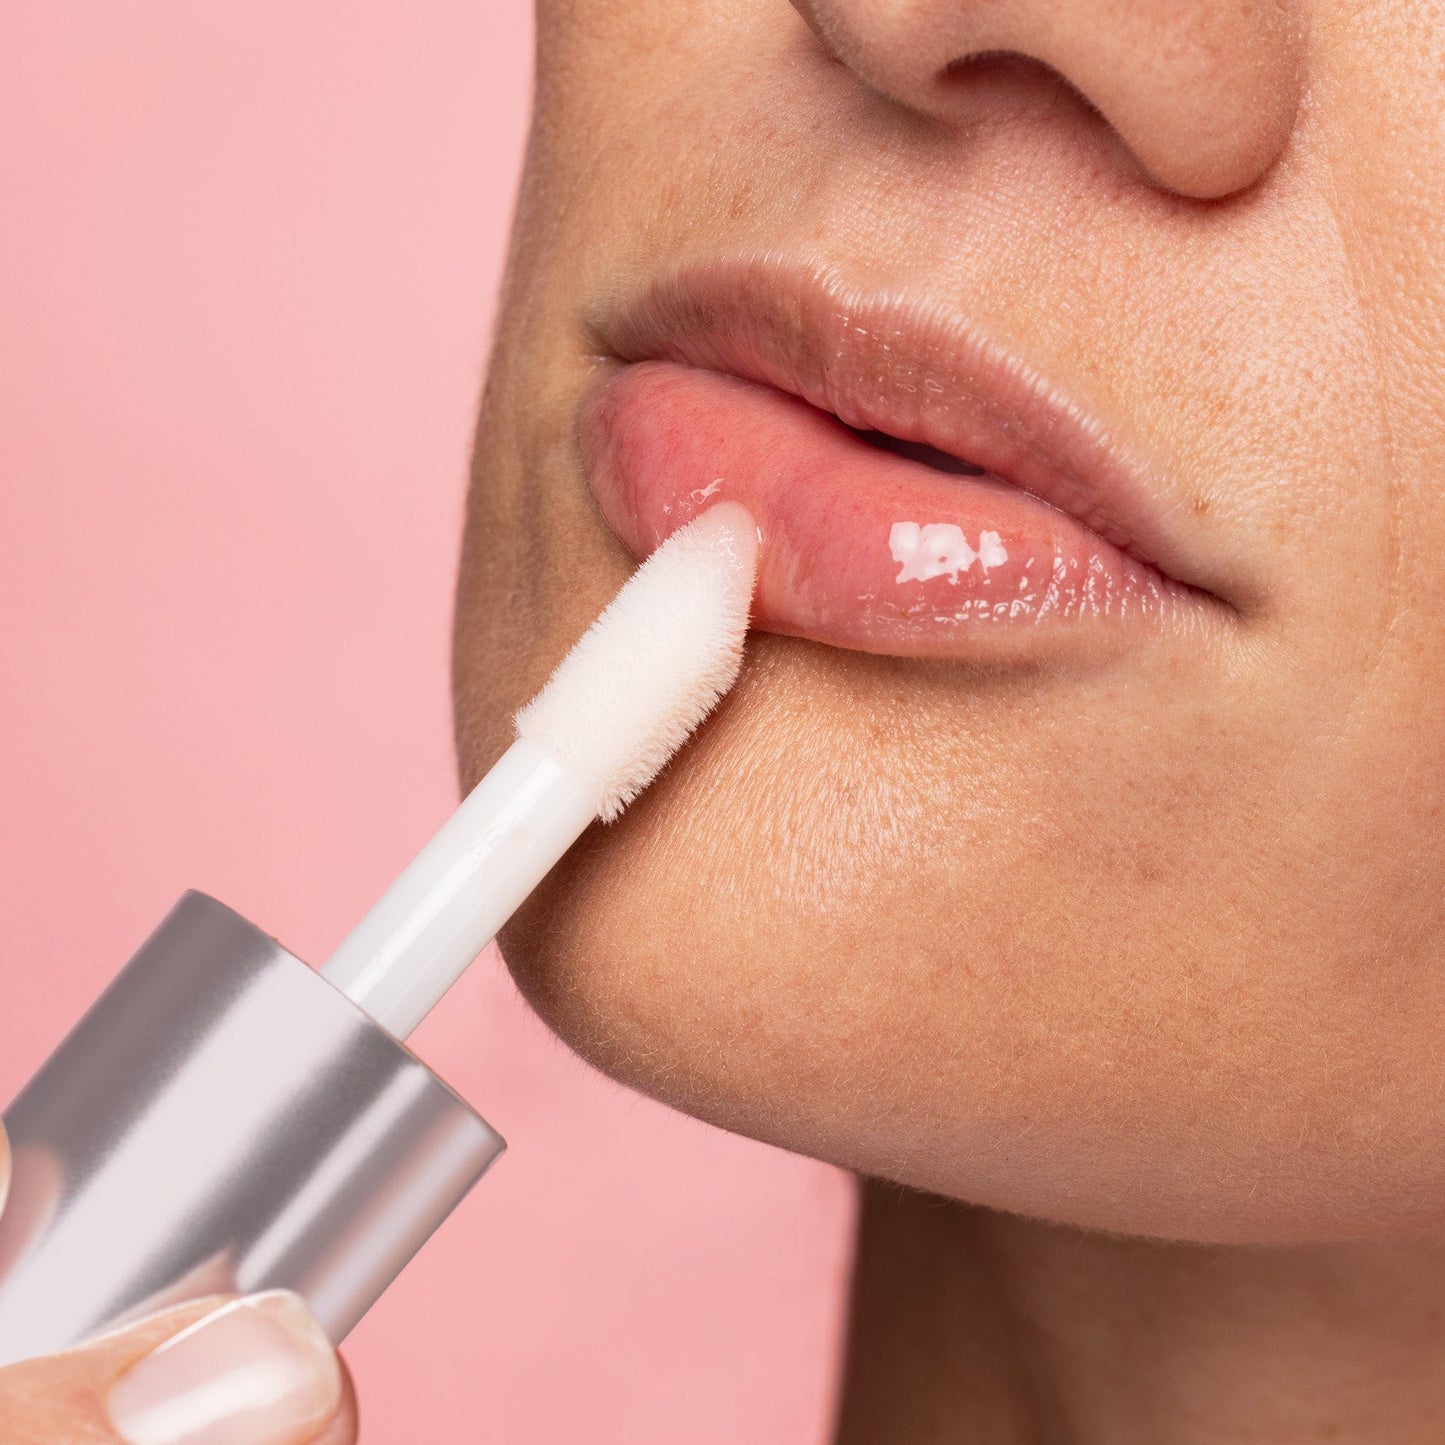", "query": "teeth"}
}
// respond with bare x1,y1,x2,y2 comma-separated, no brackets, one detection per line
852,429,986,476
